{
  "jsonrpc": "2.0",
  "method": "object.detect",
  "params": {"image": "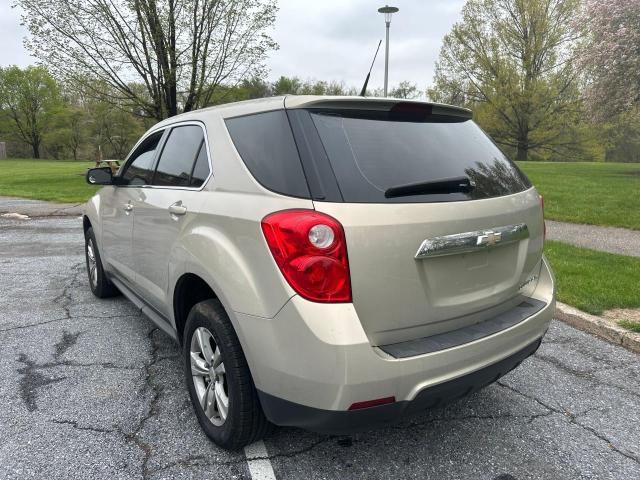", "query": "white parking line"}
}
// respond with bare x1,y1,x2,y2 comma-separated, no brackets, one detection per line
244,440,277,480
